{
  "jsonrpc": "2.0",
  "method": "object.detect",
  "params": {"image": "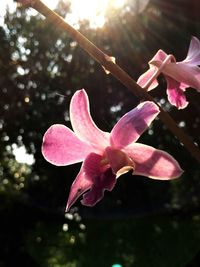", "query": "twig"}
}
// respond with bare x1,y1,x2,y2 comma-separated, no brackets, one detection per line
25,0,200,164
